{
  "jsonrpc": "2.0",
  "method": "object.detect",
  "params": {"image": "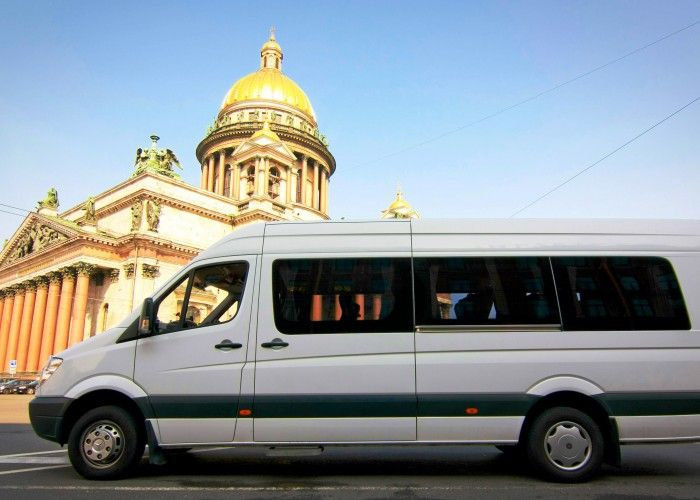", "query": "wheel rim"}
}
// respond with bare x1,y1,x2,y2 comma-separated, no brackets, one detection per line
543,420,592,471
80,420,125,468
